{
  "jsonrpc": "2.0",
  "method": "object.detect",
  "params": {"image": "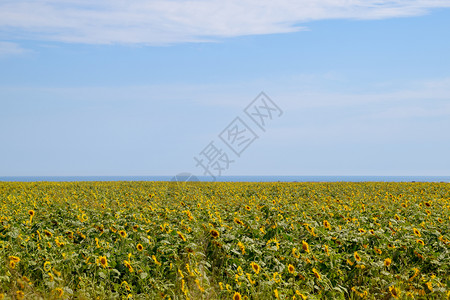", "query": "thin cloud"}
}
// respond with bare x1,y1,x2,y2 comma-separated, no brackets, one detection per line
0,41,28,57
0,0,450,45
